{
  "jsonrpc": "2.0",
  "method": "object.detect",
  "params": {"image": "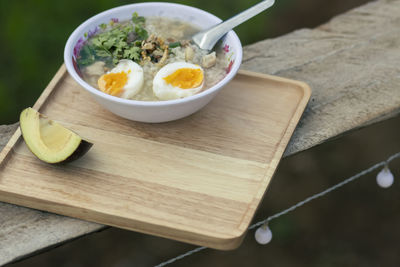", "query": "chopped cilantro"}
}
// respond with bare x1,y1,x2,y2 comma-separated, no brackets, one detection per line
77,45,96,66
123,46,141,61
77,12,153,67
85,16,145,65
99,23,107,30
132,12,145,25
168,42,181,48
134,24,148,40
